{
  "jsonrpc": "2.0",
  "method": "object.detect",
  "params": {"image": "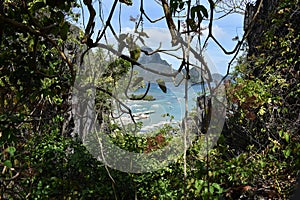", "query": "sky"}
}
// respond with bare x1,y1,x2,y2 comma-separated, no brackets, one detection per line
77,0,246,75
